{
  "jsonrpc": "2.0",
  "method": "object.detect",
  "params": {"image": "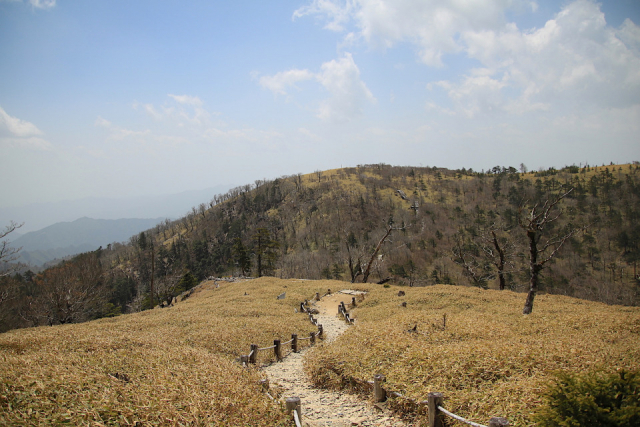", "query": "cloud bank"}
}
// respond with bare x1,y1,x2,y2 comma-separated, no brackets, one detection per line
260,53,376,122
